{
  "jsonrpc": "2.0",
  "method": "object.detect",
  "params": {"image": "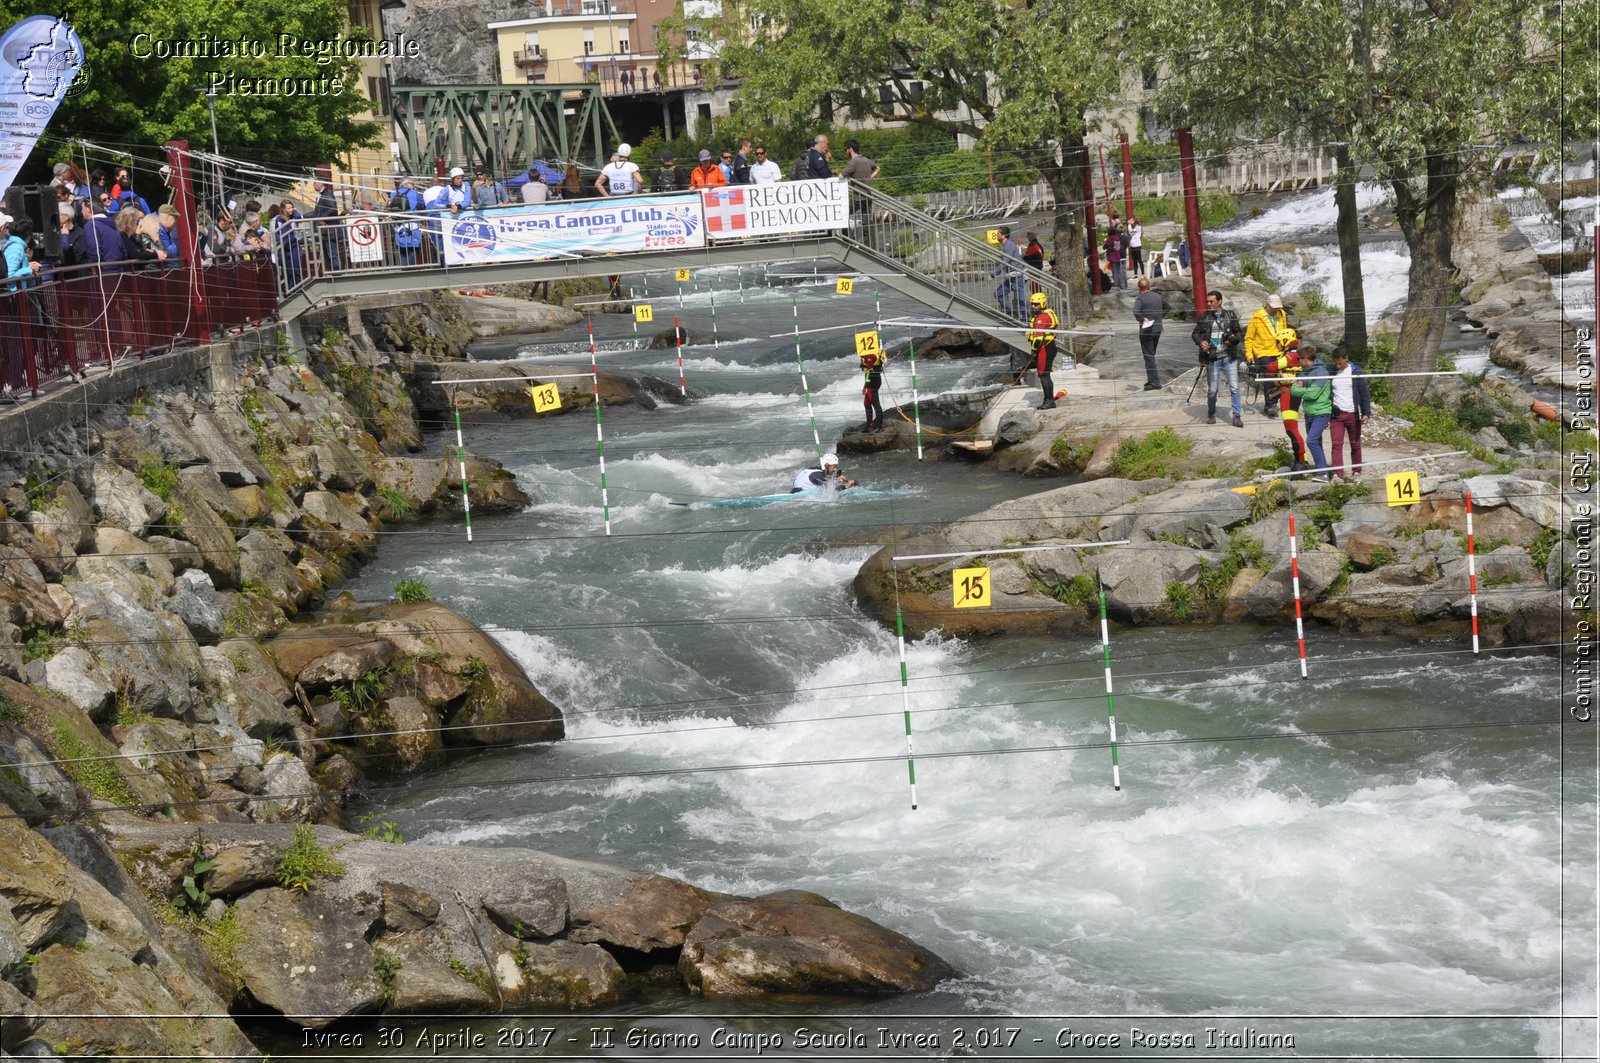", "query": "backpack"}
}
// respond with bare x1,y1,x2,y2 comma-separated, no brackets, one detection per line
792,154,808,181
